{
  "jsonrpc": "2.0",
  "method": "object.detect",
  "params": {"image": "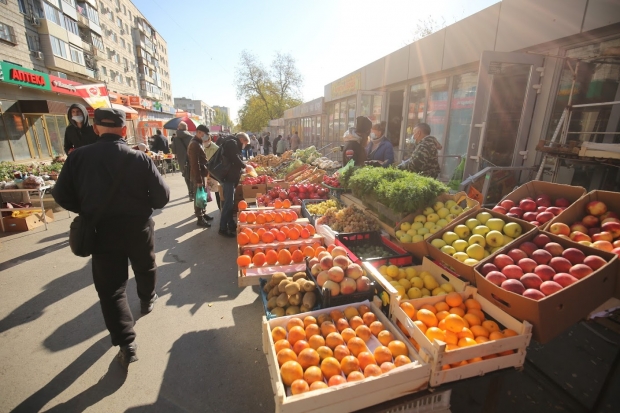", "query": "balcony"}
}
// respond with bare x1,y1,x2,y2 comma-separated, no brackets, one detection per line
77,12,89,27
85,68,97,79
140,89,161,100
91,47,103,60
